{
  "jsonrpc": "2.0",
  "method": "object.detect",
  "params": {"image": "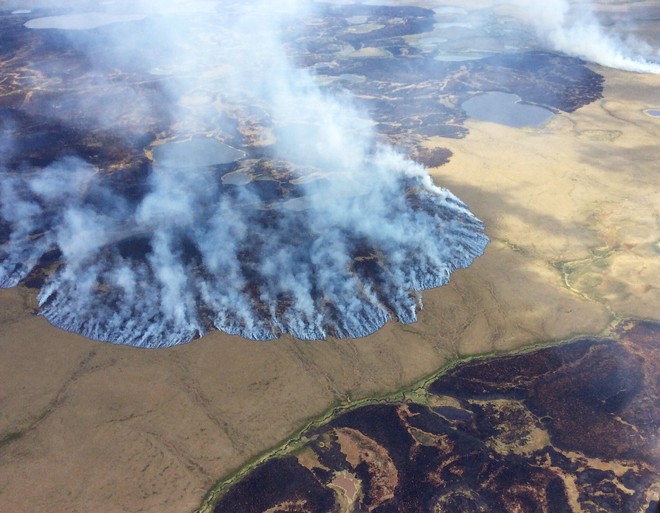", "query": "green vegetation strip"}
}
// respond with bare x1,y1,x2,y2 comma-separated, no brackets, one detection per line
195,323,620,513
